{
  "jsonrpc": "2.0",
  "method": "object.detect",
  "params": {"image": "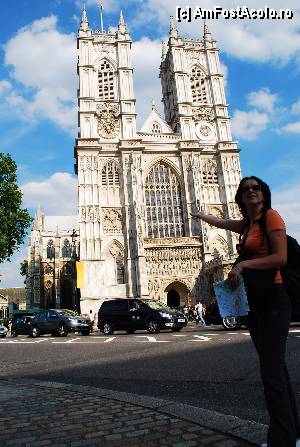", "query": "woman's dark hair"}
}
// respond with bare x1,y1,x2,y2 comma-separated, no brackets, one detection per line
235,176,271,221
